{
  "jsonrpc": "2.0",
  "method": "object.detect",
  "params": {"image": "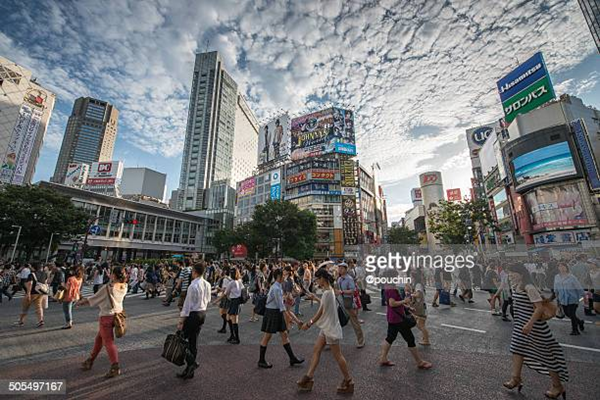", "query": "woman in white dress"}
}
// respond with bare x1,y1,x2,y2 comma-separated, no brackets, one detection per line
297,268,353,394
